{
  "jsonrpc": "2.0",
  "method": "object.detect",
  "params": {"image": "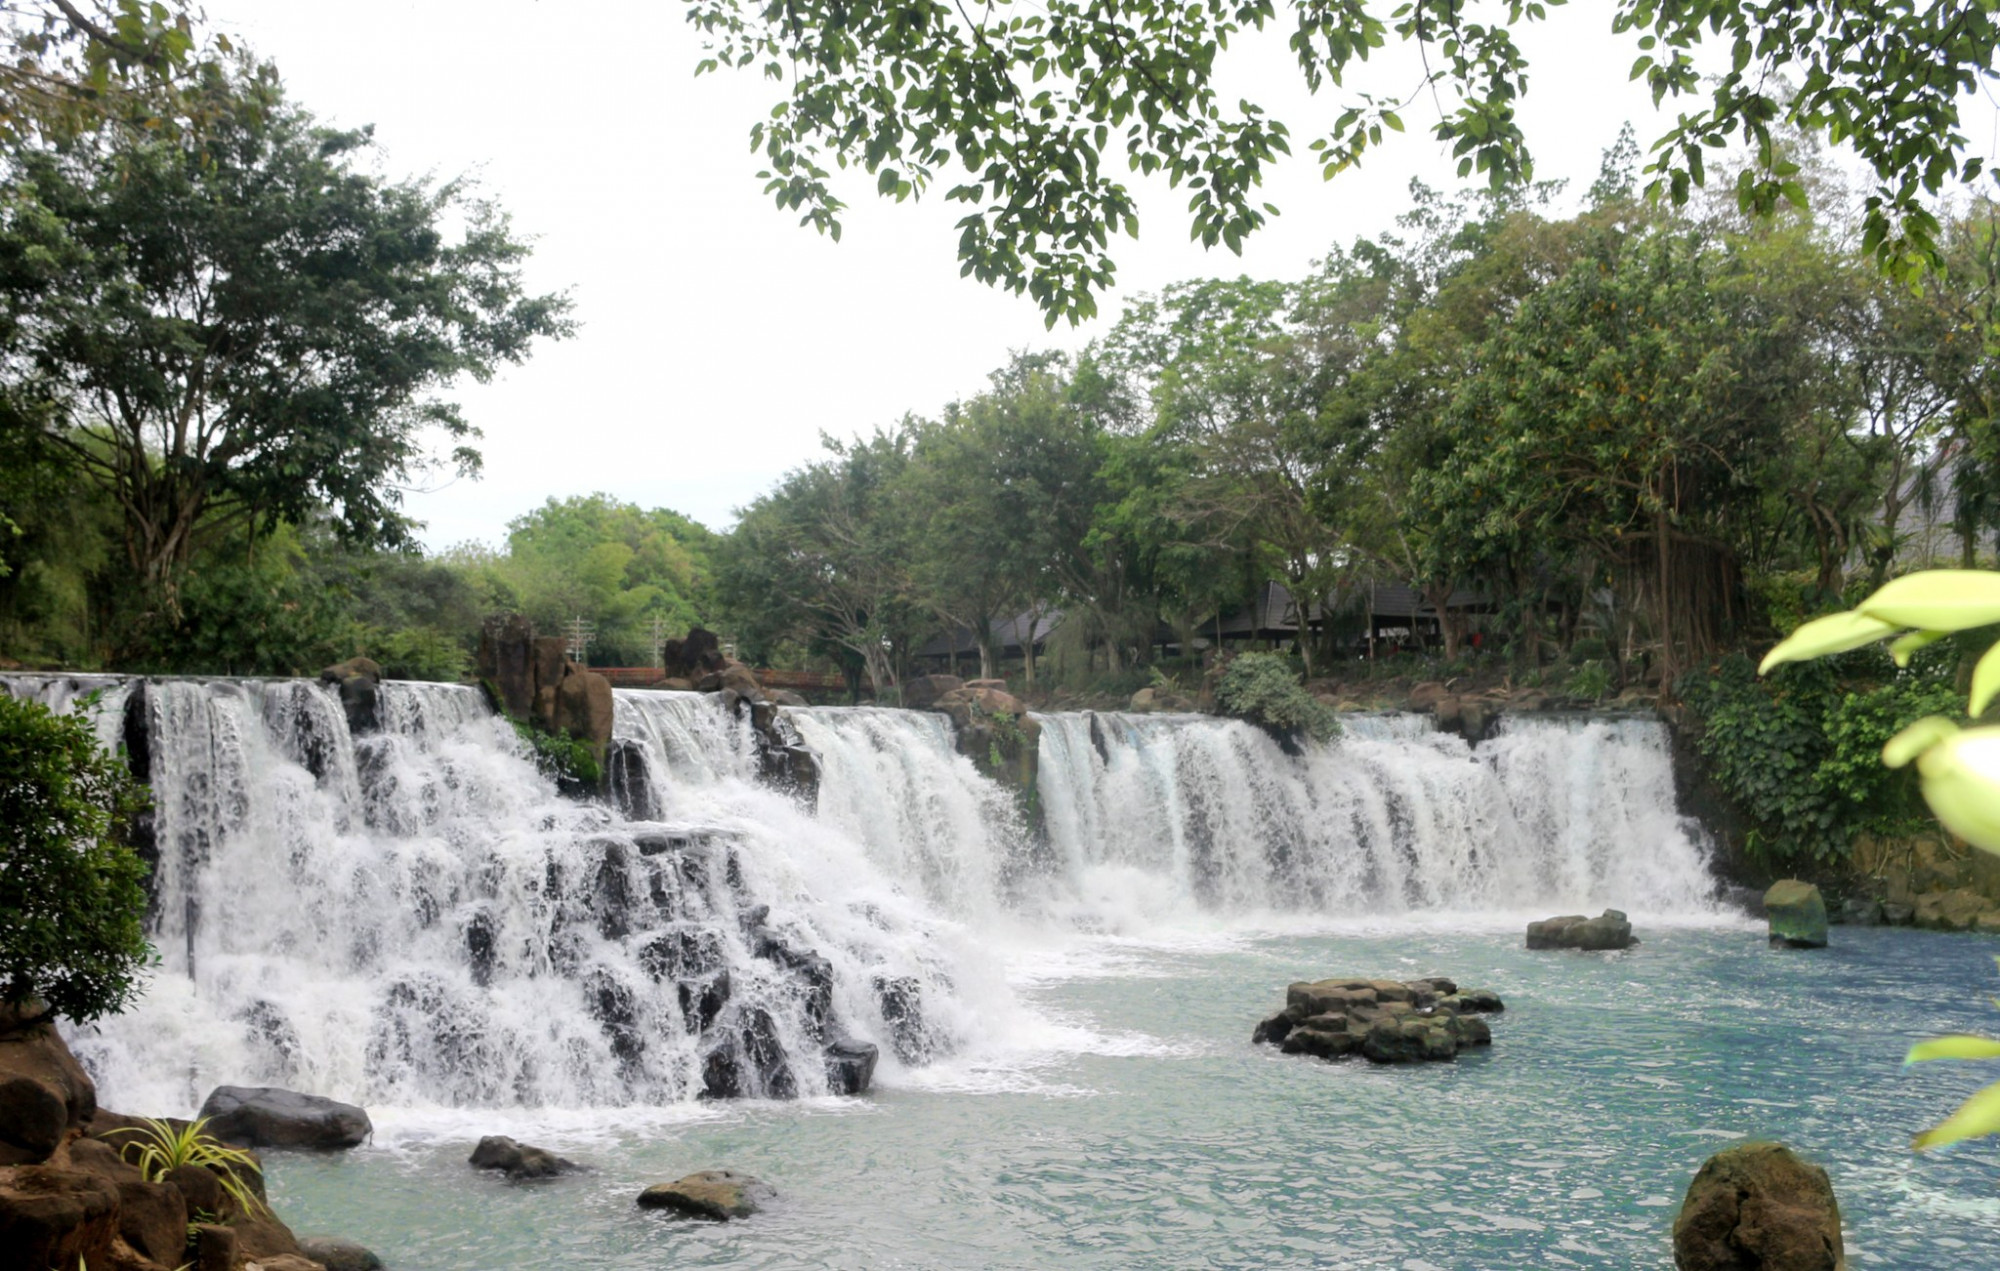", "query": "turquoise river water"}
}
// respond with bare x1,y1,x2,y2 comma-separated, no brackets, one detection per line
263,921,2000,1270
